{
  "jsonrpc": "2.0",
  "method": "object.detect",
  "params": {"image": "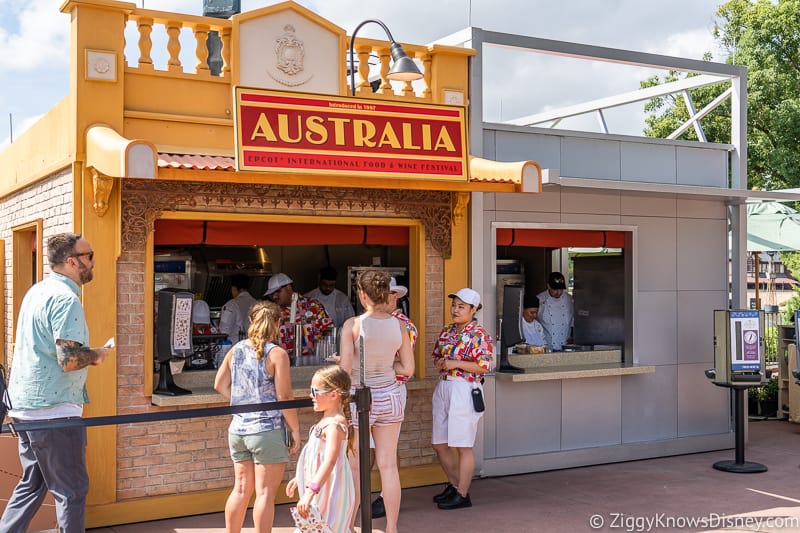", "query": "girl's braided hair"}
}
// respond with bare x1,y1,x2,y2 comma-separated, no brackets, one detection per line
313,365,355,456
